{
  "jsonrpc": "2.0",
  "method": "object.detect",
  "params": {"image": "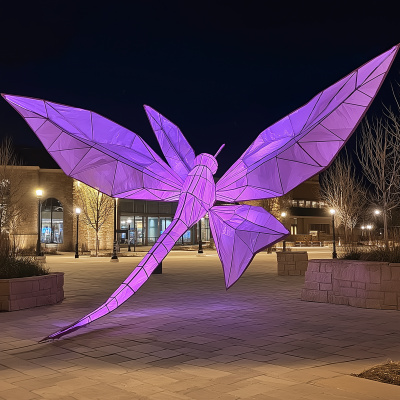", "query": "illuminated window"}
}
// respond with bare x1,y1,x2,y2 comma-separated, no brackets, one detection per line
41,198,63,243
